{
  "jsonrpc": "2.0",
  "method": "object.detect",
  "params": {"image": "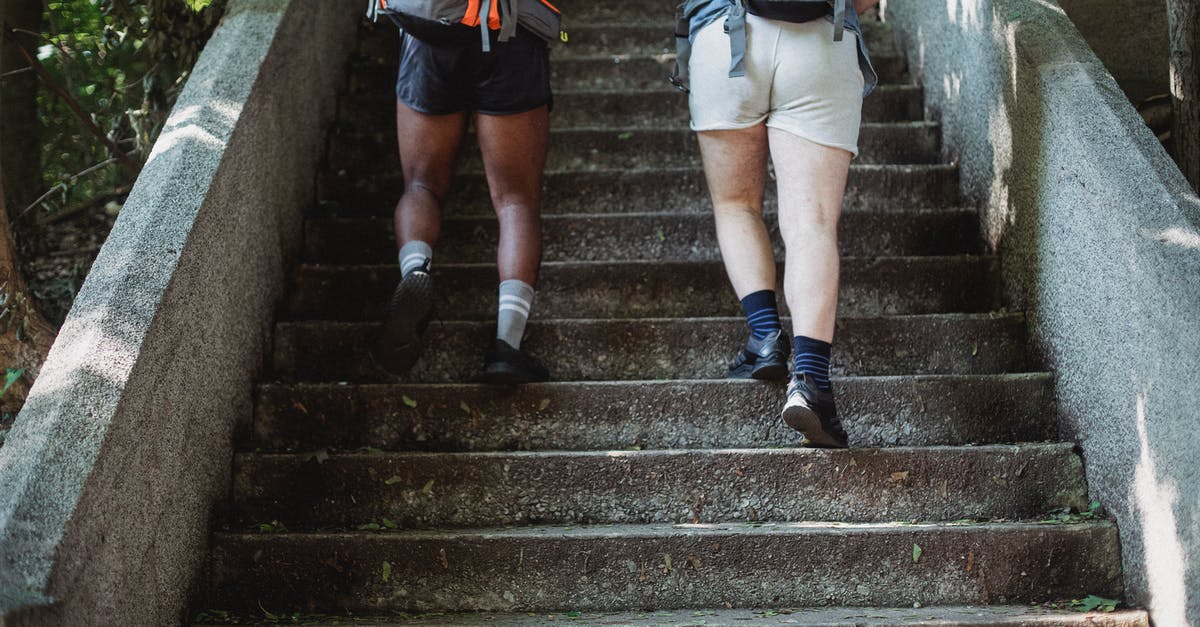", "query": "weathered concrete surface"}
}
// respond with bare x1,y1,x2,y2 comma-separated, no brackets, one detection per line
341,83,924,128
286,257,1001,320
198,606,1151,626
1059,0,1168,104
227,444,1086,528
0,1,358,624
207,522,1124,612
194,606,1151,627
887,1,1200,623
319,164,961,215
329,123,941,171
303,210,980,262
272,315,1031,382
252,375,1057,452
